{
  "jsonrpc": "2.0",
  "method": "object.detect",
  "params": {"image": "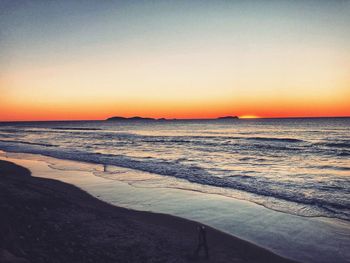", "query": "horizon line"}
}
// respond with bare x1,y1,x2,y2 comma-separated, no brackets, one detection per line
1,115,350,123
